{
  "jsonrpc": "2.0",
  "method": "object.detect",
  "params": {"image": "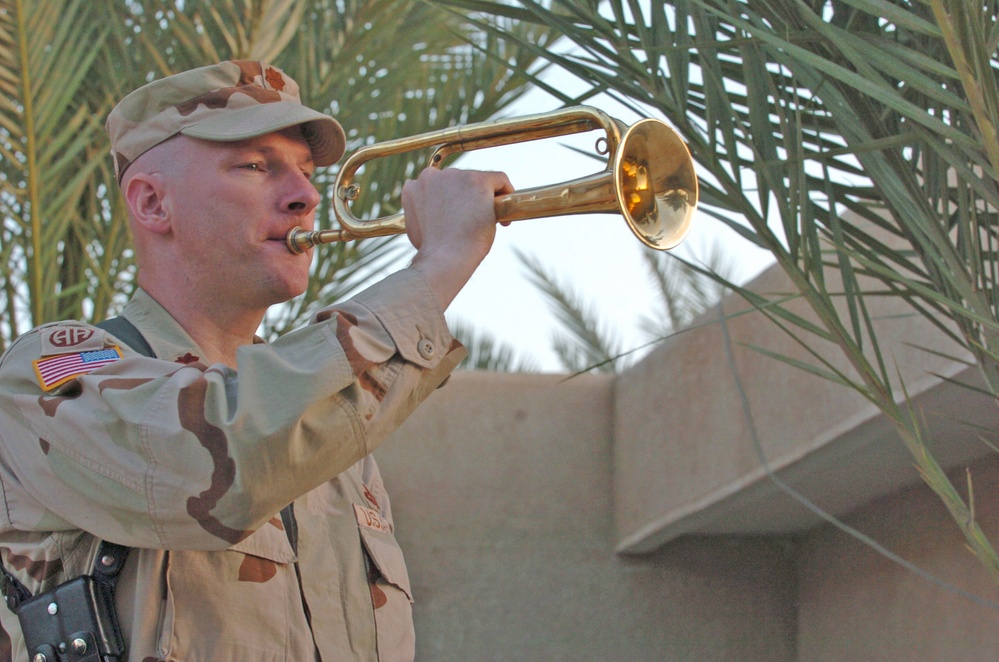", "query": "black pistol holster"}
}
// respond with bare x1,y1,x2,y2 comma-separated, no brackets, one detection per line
4,540,128,662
